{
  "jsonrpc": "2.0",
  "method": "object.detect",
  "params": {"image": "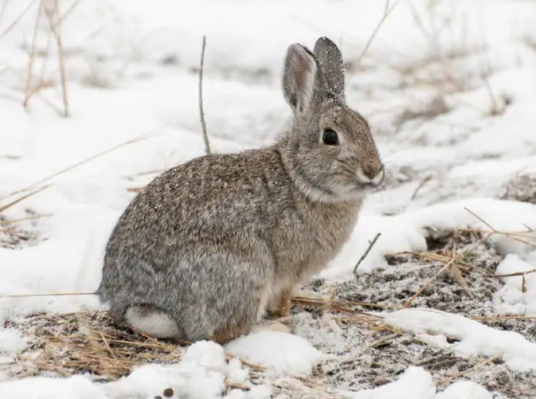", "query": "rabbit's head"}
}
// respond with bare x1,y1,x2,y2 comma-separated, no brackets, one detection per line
280,37,384,203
